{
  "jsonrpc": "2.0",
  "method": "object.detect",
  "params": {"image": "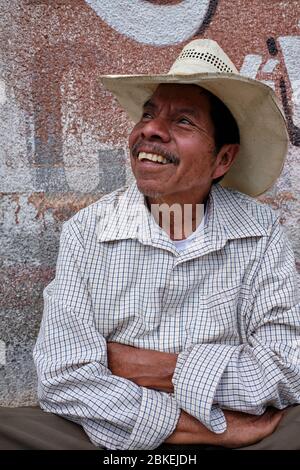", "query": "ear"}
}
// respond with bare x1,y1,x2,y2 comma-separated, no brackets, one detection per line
212,143,240,180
